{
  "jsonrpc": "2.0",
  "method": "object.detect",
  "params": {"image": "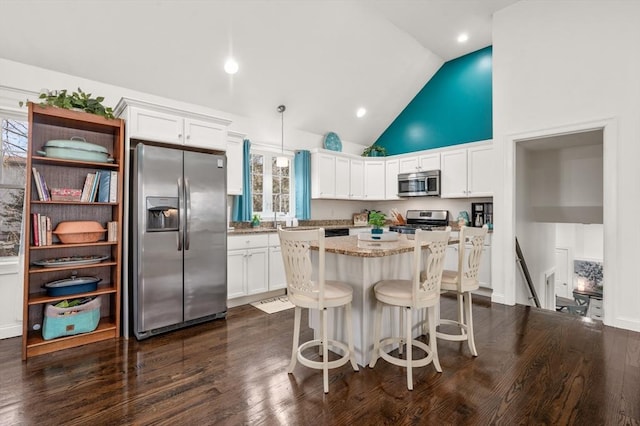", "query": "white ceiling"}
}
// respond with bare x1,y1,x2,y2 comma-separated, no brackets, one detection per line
0,0,518,146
